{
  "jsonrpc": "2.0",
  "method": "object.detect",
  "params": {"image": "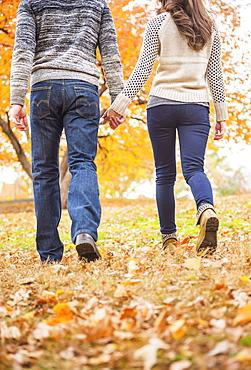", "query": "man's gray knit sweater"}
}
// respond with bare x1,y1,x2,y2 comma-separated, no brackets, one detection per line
10,0,124,106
